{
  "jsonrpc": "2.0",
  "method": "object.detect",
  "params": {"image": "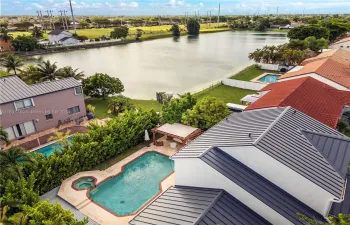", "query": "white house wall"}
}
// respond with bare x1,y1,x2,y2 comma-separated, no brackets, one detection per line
221,146,335,216
330,41,350,52
174,158,294,225
279,72,349,91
